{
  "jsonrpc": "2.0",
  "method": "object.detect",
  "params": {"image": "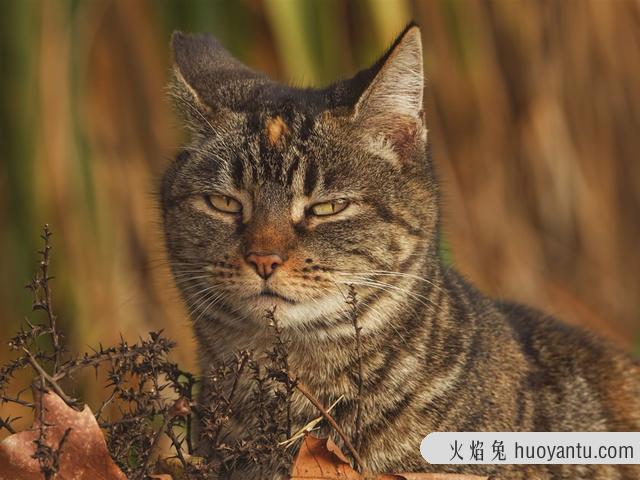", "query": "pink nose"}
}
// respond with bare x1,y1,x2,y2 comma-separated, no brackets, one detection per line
245,253,284,280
